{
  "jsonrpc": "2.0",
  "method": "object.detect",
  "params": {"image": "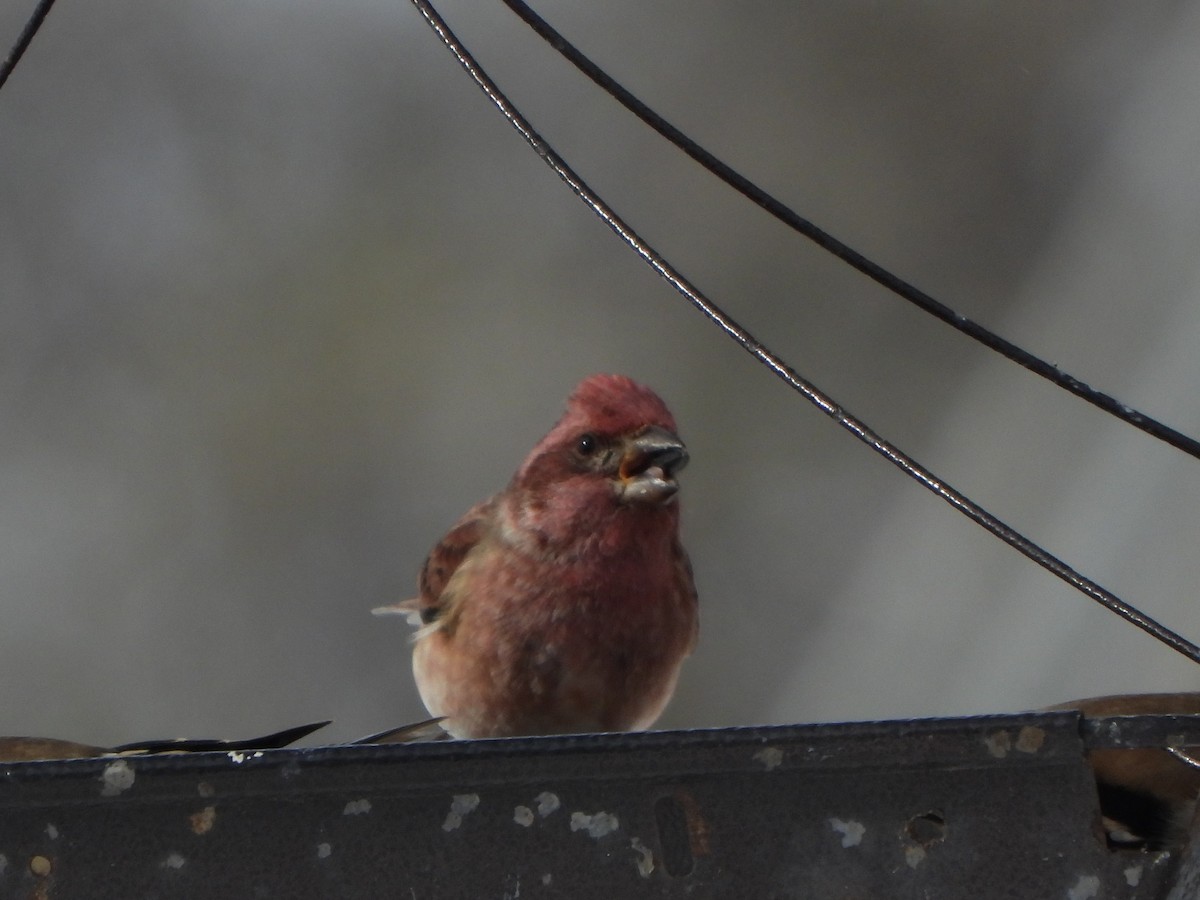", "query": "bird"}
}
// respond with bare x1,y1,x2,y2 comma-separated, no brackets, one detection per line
1047,692,1200,848
0,721,331,762
375,374,698,740
0,718,454,762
